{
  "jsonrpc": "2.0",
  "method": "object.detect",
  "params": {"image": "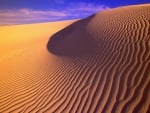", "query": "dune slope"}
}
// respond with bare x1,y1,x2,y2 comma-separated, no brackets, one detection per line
0,4,150,113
